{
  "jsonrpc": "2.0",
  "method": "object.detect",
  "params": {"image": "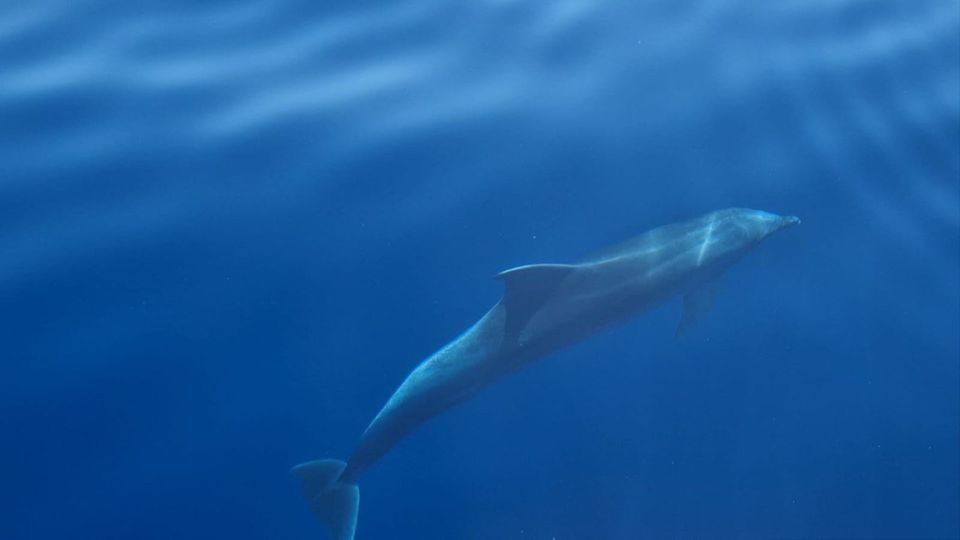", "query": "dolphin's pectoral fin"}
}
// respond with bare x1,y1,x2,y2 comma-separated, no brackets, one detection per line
677,280,721,336
496,263,577,341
